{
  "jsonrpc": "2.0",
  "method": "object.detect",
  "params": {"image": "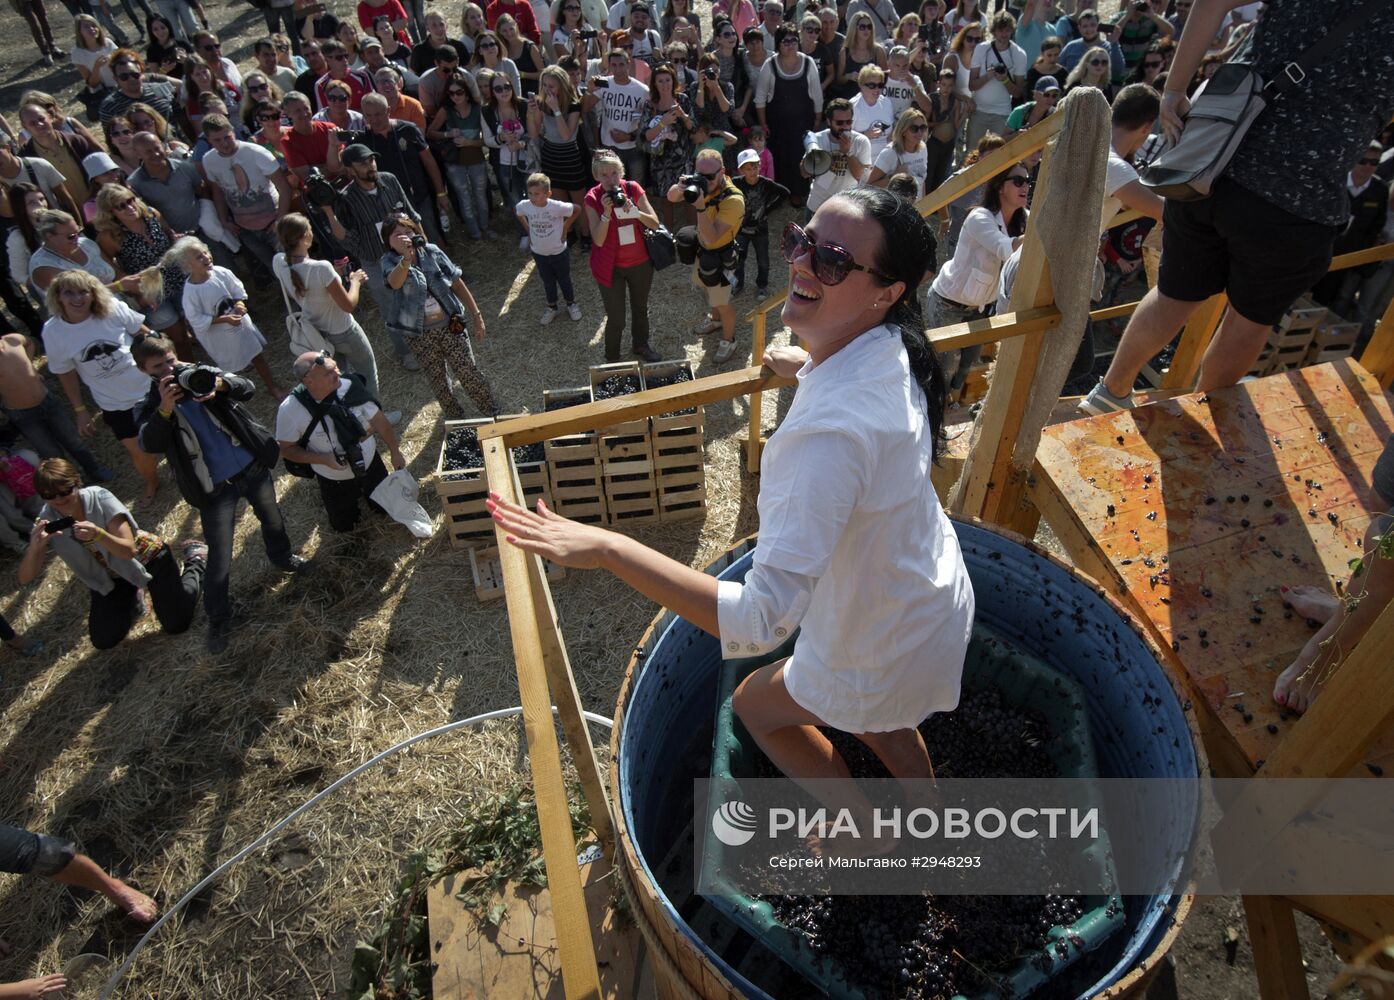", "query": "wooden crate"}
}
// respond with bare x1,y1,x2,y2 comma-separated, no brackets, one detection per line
653,413,706,523
434,418,551,549
541,387,606,524
467,545,564,602
590,362,660,523
1275,296,1327,333
1263,323,1318,375
1305,320,1361,367
640,359,705,436
589,361,649,438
